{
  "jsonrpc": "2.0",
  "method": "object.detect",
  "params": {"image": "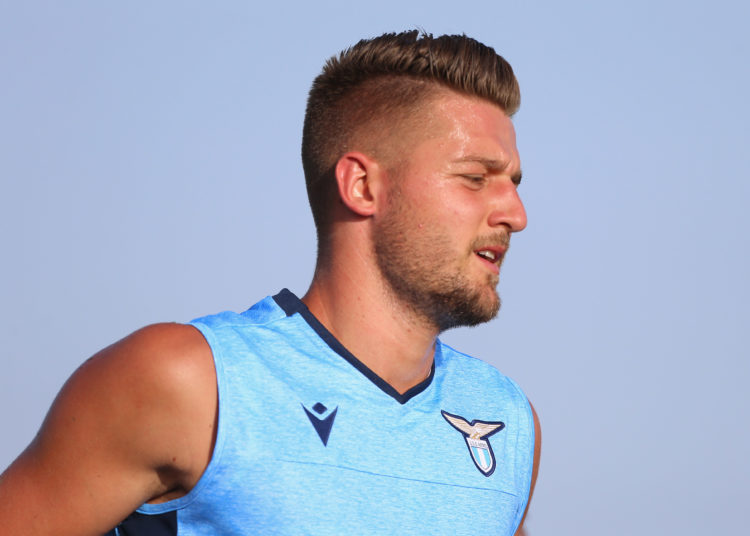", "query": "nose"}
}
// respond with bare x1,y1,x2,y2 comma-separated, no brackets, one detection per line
487,182,527,232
